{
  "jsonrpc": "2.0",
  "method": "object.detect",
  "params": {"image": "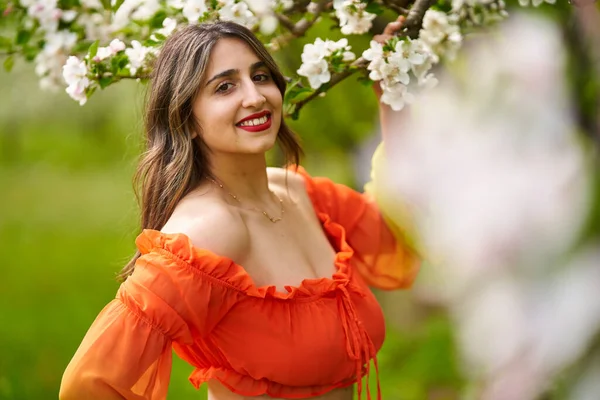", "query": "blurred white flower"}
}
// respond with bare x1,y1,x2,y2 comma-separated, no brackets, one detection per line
167,0,185,8
80,0,103,8
35,51,67,90
380,81,414,111
419,9,462,61
77,12,111,41
381,13,593,399
218,0,257,28
518,0,555,6
151,17,178,39
44,30,78,54
259,14,278,35
182,0,208,22
113,0,160,29
61,9,77,22
334,0,376,35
